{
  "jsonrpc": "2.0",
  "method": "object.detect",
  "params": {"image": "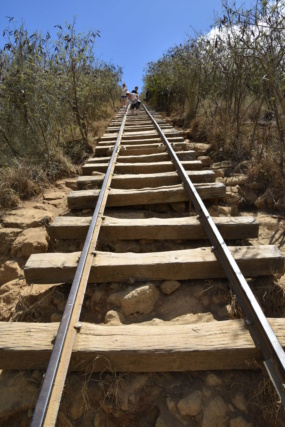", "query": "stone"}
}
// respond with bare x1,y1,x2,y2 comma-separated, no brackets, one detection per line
232,393,247,412
202,396,228,427
277,195,285,210
57,412,74,427
255,190,275,210
108,283,160,316
205,373,222,387
166,397,176,413
177,390,203,417
199,156,212,166
0,371,38,419
155,417,167,427
0,260,23,285
10,227,49,258
0,228,22,255
230,416,253,427
104,310,125,325
2,207,55,229
246,182,264,191
160,280,181,295
224,175,247,186
214,169,225,178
